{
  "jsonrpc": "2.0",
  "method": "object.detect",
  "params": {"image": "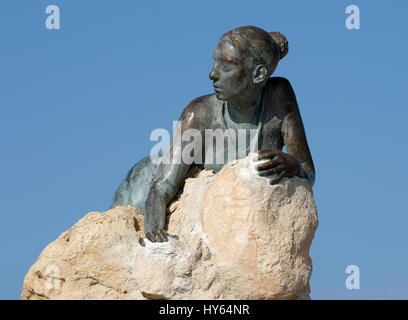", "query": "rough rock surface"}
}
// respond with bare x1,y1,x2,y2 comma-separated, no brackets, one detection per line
22,154,318,300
